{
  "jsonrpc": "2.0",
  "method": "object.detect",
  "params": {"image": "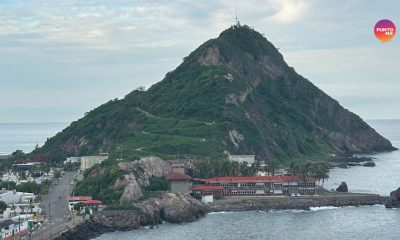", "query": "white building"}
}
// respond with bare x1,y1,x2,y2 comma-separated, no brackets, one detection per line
0,190,36,205
3,203,42,218
64,157,81,165
0,215,32,239
228,155,255,166
80,155,108,171
1,172,18,183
